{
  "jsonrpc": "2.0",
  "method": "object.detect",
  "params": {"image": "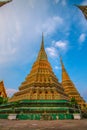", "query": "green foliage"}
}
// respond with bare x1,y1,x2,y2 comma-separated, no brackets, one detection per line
3,98,8,104
0,96,3,104
70,97,78,108
0,97,8,104
0,114,8,119
82,112,87,118
71,97,77,105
